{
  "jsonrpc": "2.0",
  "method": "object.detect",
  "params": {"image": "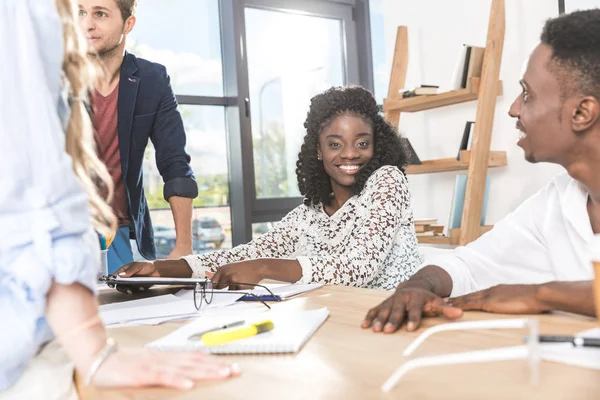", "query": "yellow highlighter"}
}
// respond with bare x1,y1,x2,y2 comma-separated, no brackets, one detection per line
201,320,274,346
